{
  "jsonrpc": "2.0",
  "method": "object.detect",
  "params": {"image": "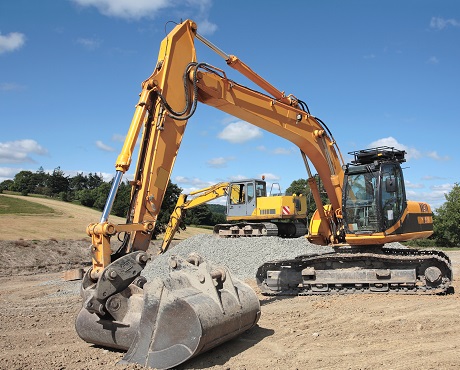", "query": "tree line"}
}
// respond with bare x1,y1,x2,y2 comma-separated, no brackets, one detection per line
0,167,225,237
1,168,458,247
